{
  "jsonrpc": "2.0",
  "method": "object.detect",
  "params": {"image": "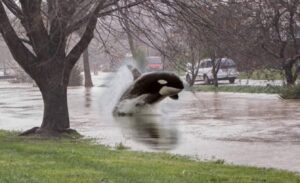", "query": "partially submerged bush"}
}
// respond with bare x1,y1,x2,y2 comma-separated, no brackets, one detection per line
280,84,300,99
